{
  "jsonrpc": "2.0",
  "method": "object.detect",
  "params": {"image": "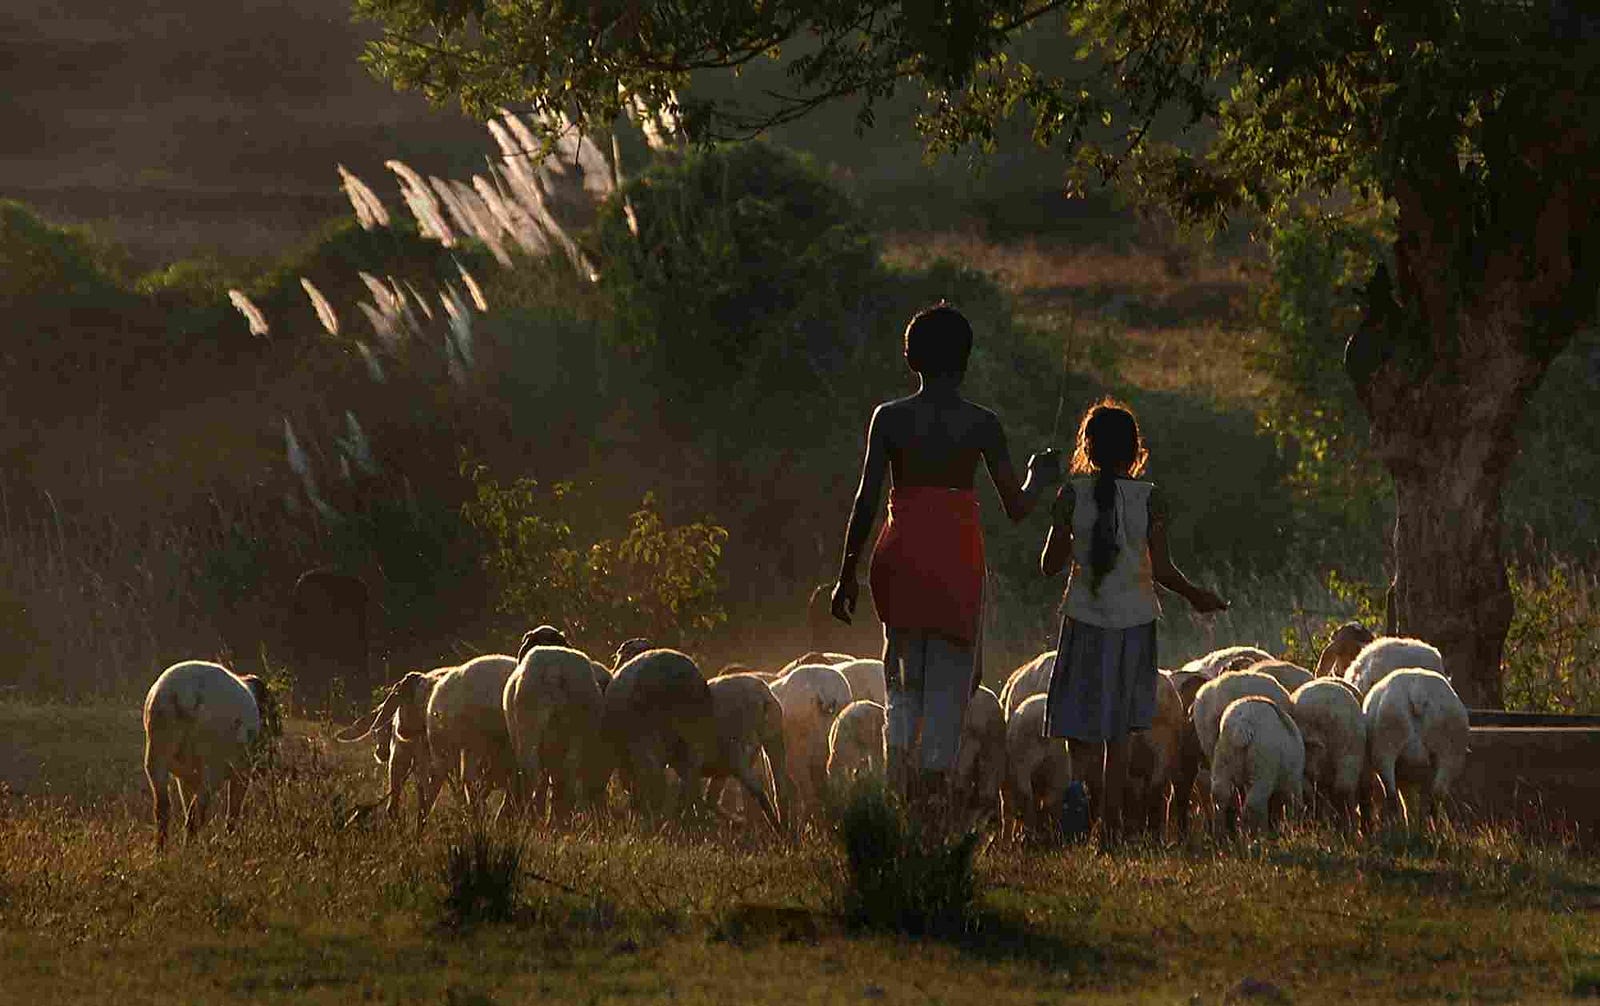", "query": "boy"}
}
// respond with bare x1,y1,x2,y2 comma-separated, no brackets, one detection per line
830,303,1059,806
